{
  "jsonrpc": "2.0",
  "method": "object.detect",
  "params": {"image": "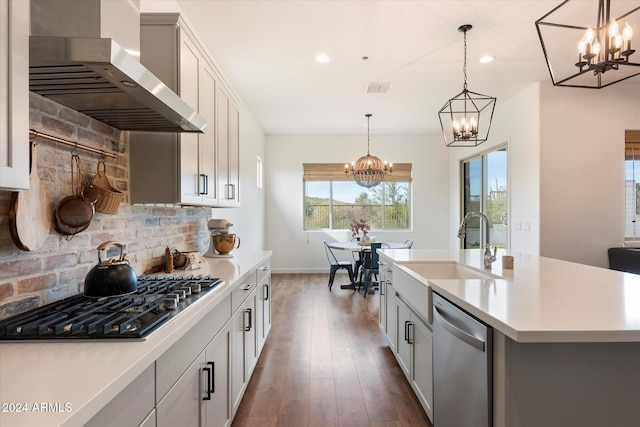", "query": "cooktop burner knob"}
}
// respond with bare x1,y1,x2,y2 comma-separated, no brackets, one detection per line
163,294,179,310
179,286,192,296
173,289,187,300
188,283,202,294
